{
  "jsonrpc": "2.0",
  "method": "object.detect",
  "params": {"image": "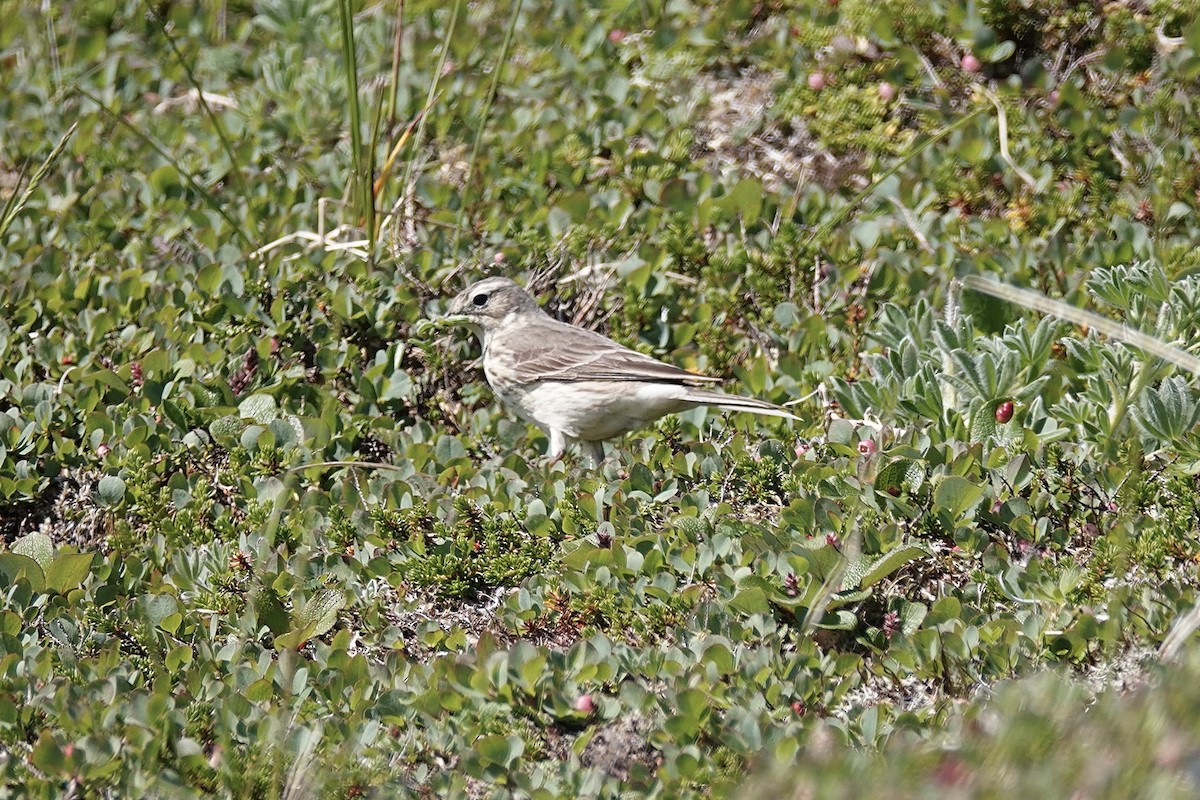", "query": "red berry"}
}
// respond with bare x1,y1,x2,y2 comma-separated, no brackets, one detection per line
961,54,982,73
995,400,1014,423
808,72,827,91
